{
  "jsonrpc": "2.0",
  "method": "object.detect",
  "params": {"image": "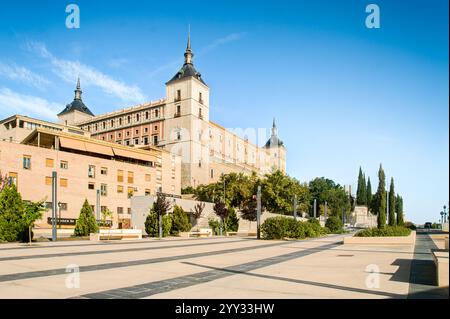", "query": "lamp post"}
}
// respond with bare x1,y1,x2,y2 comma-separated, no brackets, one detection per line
440,211,444,230
51,171,57,242
444,205,448,224
57,202,62,230
293,195,297,220
313,199,317,219
257,185,261,239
